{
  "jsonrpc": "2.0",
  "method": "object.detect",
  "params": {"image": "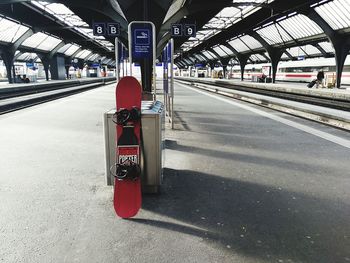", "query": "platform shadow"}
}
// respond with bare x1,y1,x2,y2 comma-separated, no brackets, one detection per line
141,168,350,263
164,140,337,176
